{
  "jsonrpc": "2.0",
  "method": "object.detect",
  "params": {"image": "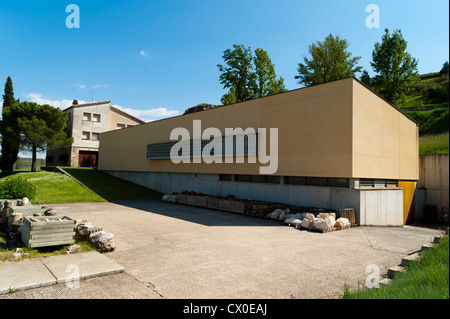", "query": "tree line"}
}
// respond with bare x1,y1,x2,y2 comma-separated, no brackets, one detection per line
1,27,447,173
217,28,446,107
0,77,72,173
